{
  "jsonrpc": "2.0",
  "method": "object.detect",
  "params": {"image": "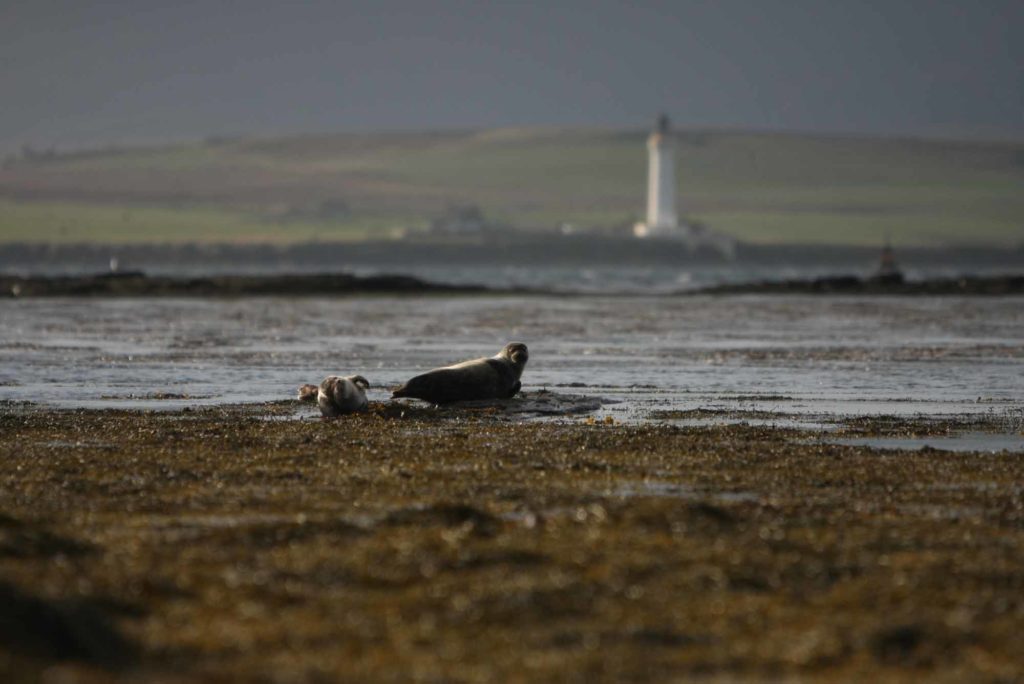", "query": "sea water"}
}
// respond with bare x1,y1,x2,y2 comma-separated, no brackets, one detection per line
1,294,1022,428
